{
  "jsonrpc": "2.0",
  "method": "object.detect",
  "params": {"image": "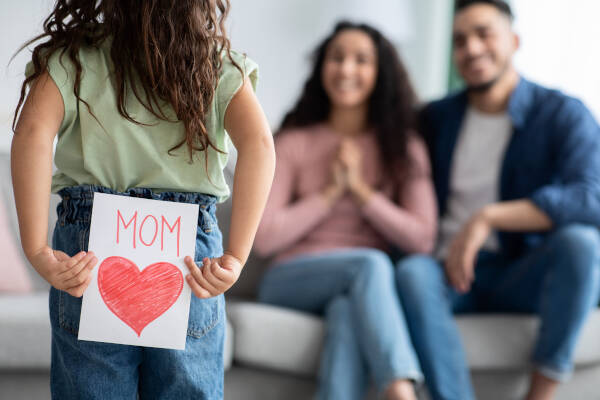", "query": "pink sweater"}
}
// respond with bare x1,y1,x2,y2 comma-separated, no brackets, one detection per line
254,124,437,264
